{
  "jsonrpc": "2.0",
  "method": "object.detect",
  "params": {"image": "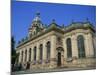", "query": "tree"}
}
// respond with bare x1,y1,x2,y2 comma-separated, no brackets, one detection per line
11,36,15,55
11,36,17,71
